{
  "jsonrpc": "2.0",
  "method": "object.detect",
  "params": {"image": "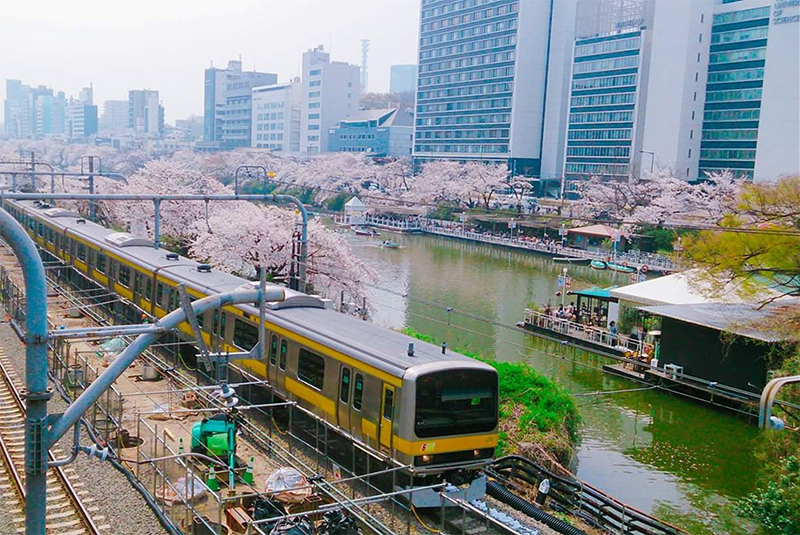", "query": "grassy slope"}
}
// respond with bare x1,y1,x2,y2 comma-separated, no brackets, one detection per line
404,328,580,465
